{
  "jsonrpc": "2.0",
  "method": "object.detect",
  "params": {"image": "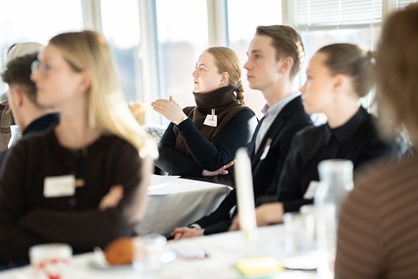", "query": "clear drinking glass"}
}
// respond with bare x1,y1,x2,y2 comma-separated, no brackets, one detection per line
133,234,167,279
315,159,353,279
